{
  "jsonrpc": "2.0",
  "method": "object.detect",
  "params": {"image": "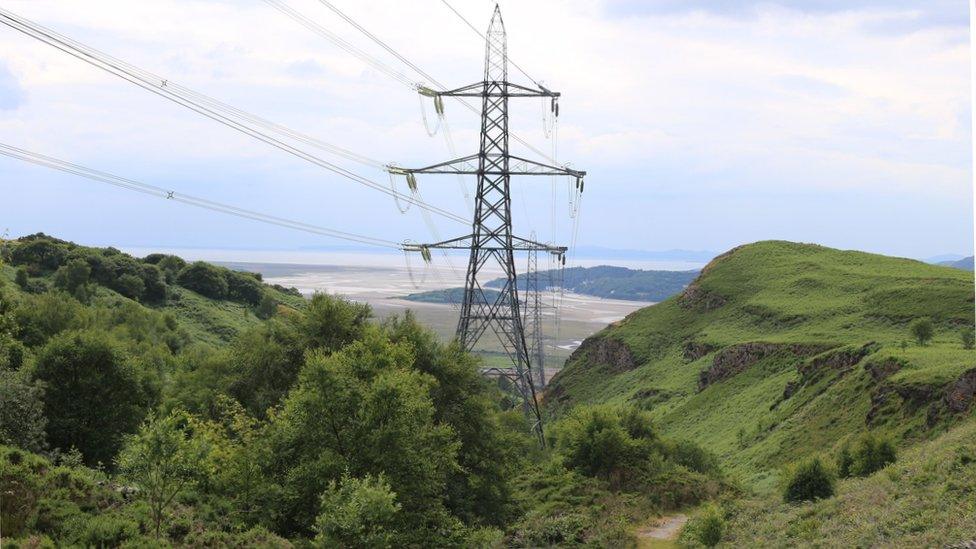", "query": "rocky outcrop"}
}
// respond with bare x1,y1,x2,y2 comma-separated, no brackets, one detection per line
682,341,717,362
570,336,638,374
944,368,976,413
797,343,877,382
864,357,904,382
698,342,830,391
677,284,727,312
